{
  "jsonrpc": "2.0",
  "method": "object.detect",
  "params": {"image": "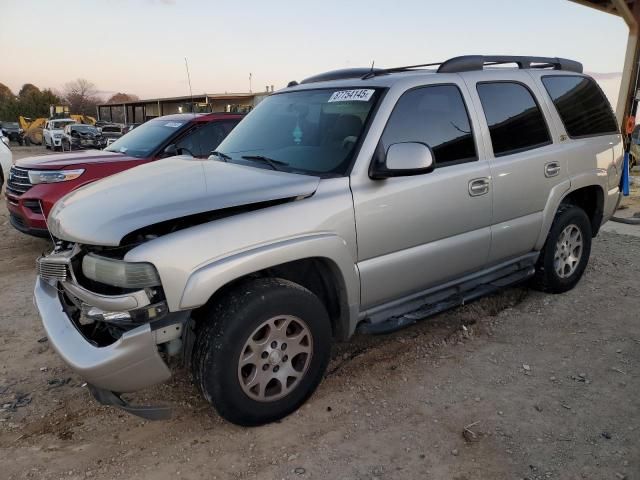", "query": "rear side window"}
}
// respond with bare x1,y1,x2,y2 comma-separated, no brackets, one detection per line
477,82,551,157
380,85,477,167
542,75,618,138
